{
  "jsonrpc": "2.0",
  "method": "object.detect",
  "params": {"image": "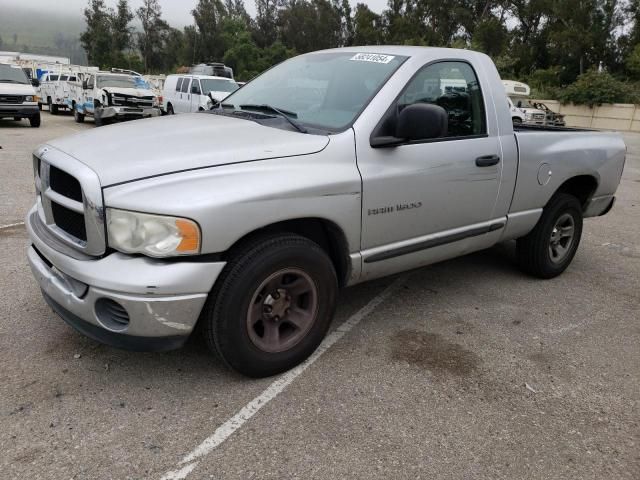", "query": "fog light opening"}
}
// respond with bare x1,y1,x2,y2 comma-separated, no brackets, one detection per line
95,298,130,332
